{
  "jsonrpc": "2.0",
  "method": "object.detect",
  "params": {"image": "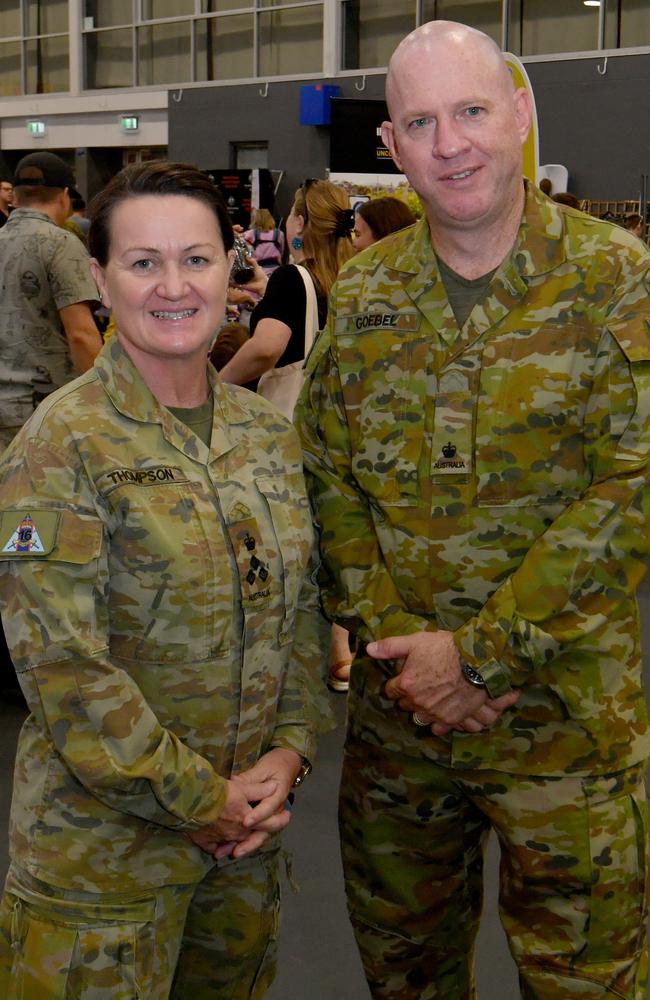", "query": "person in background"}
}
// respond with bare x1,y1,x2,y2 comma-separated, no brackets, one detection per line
352,195,416,252
243,208,285,275
0,160,332,999
0,178,13,228
552,191,581,209
298,20,650,999
0,151,102,451
624,212,645,239
70,193,91,237
220,179,356,693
